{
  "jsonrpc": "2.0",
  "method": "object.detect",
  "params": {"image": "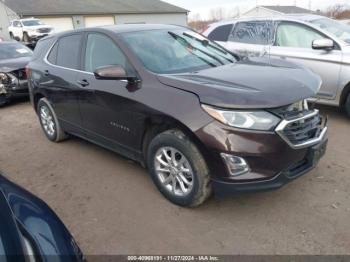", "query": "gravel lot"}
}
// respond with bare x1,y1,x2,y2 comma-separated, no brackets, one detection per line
0,100,349,255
